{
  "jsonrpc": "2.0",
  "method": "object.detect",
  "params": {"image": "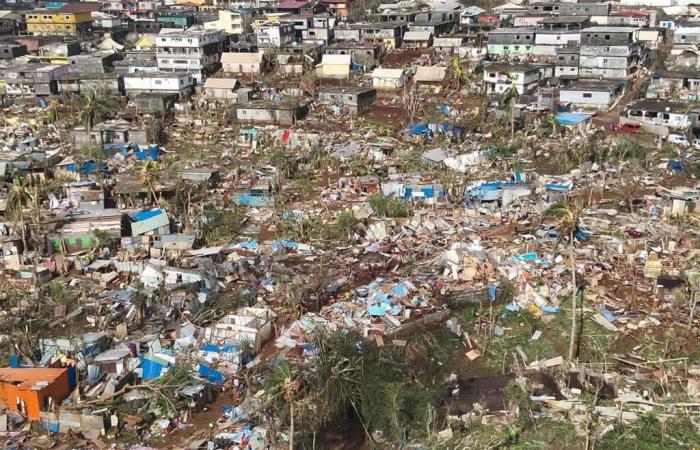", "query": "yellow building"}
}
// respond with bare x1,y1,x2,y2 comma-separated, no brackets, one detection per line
25,11,92,35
